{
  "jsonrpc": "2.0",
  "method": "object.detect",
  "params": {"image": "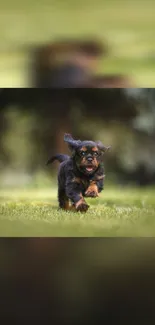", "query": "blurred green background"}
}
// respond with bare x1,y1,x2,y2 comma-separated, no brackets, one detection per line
1,88,155,189
0,0,155,87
